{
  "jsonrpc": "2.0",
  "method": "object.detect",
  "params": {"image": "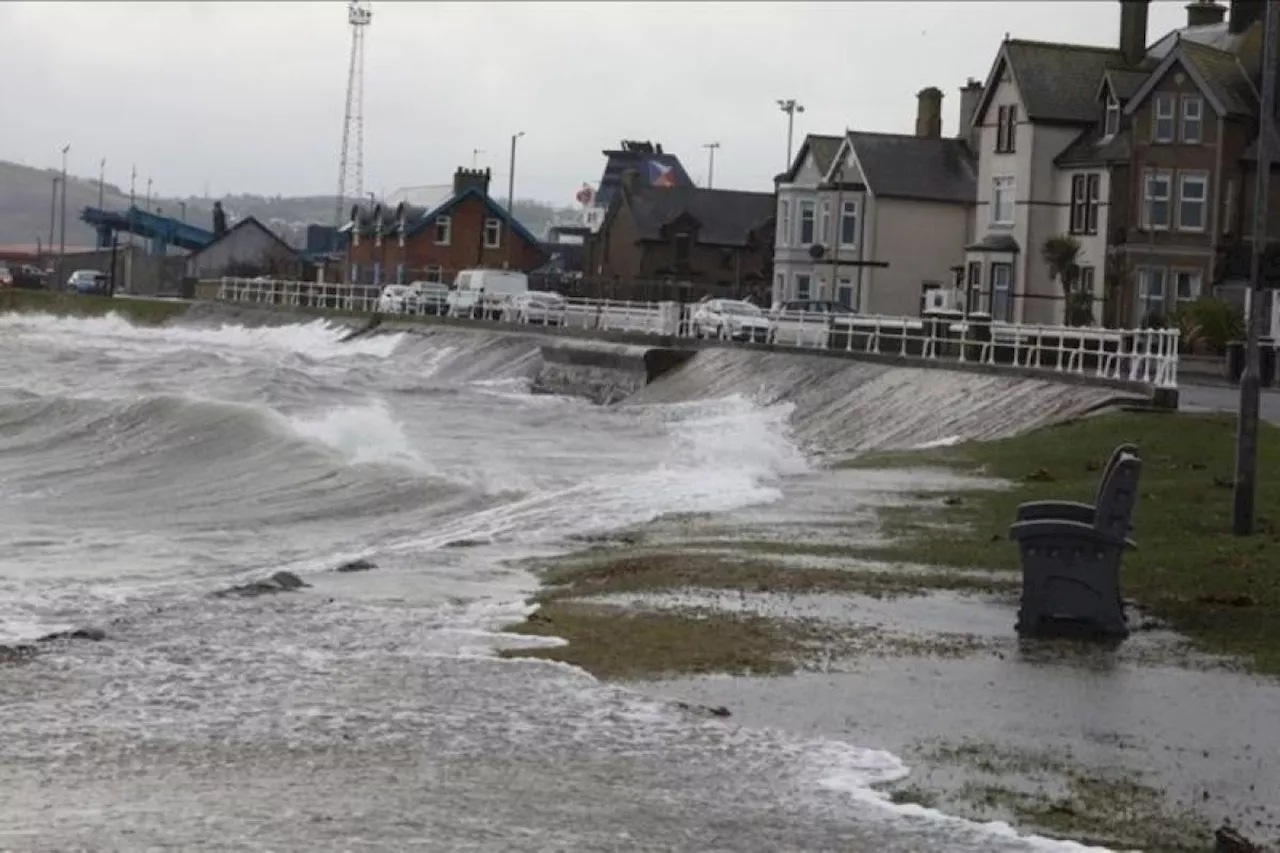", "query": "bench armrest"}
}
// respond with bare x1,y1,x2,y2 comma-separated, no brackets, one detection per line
1015,500,1095,524
1008,518,1135,550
